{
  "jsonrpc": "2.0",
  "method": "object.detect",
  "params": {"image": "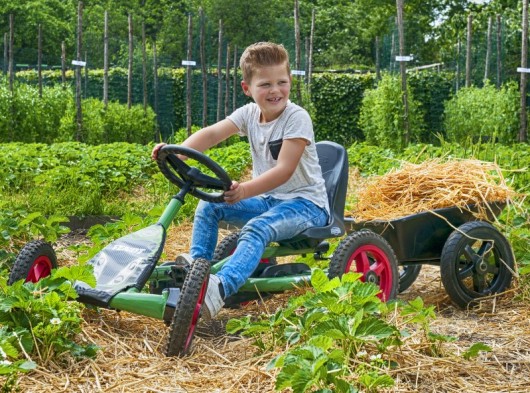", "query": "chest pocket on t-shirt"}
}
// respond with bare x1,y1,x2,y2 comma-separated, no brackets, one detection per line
268,139,283,160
